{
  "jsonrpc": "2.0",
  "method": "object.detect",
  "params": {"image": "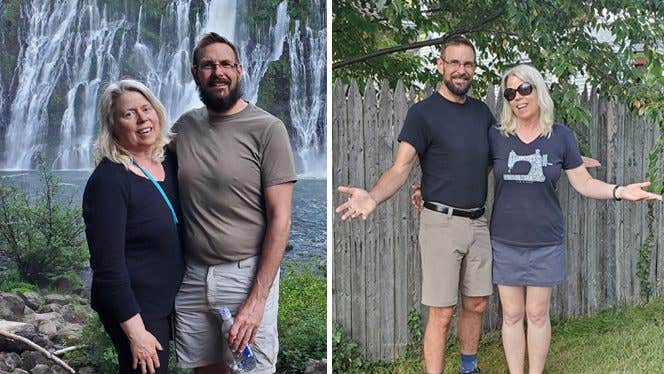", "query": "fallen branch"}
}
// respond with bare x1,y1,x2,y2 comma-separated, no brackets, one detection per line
54,346,80,356
0,329,75,373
